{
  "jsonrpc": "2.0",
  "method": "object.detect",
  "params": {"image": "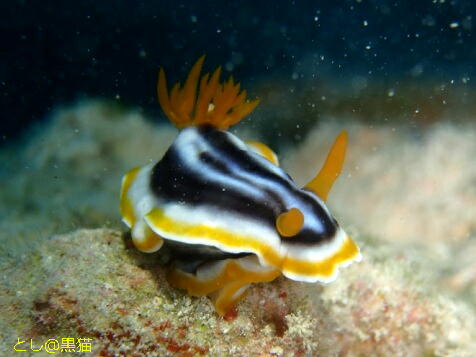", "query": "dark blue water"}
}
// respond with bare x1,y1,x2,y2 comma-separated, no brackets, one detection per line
1,0,474,145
